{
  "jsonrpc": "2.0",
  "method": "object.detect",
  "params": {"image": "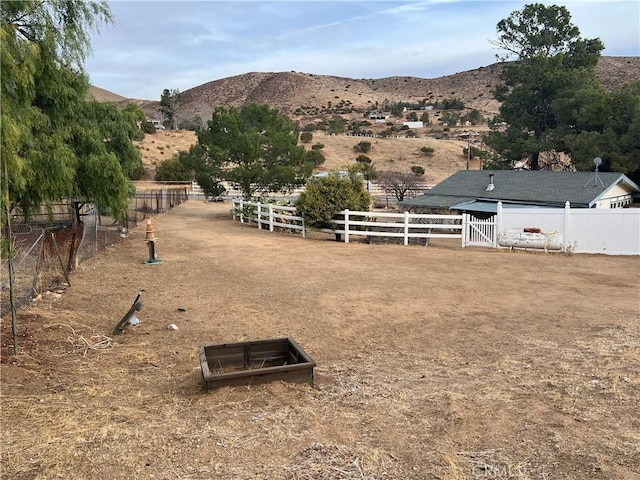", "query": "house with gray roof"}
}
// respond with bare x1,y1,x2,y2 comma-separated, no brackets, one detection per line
400,170,640,214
